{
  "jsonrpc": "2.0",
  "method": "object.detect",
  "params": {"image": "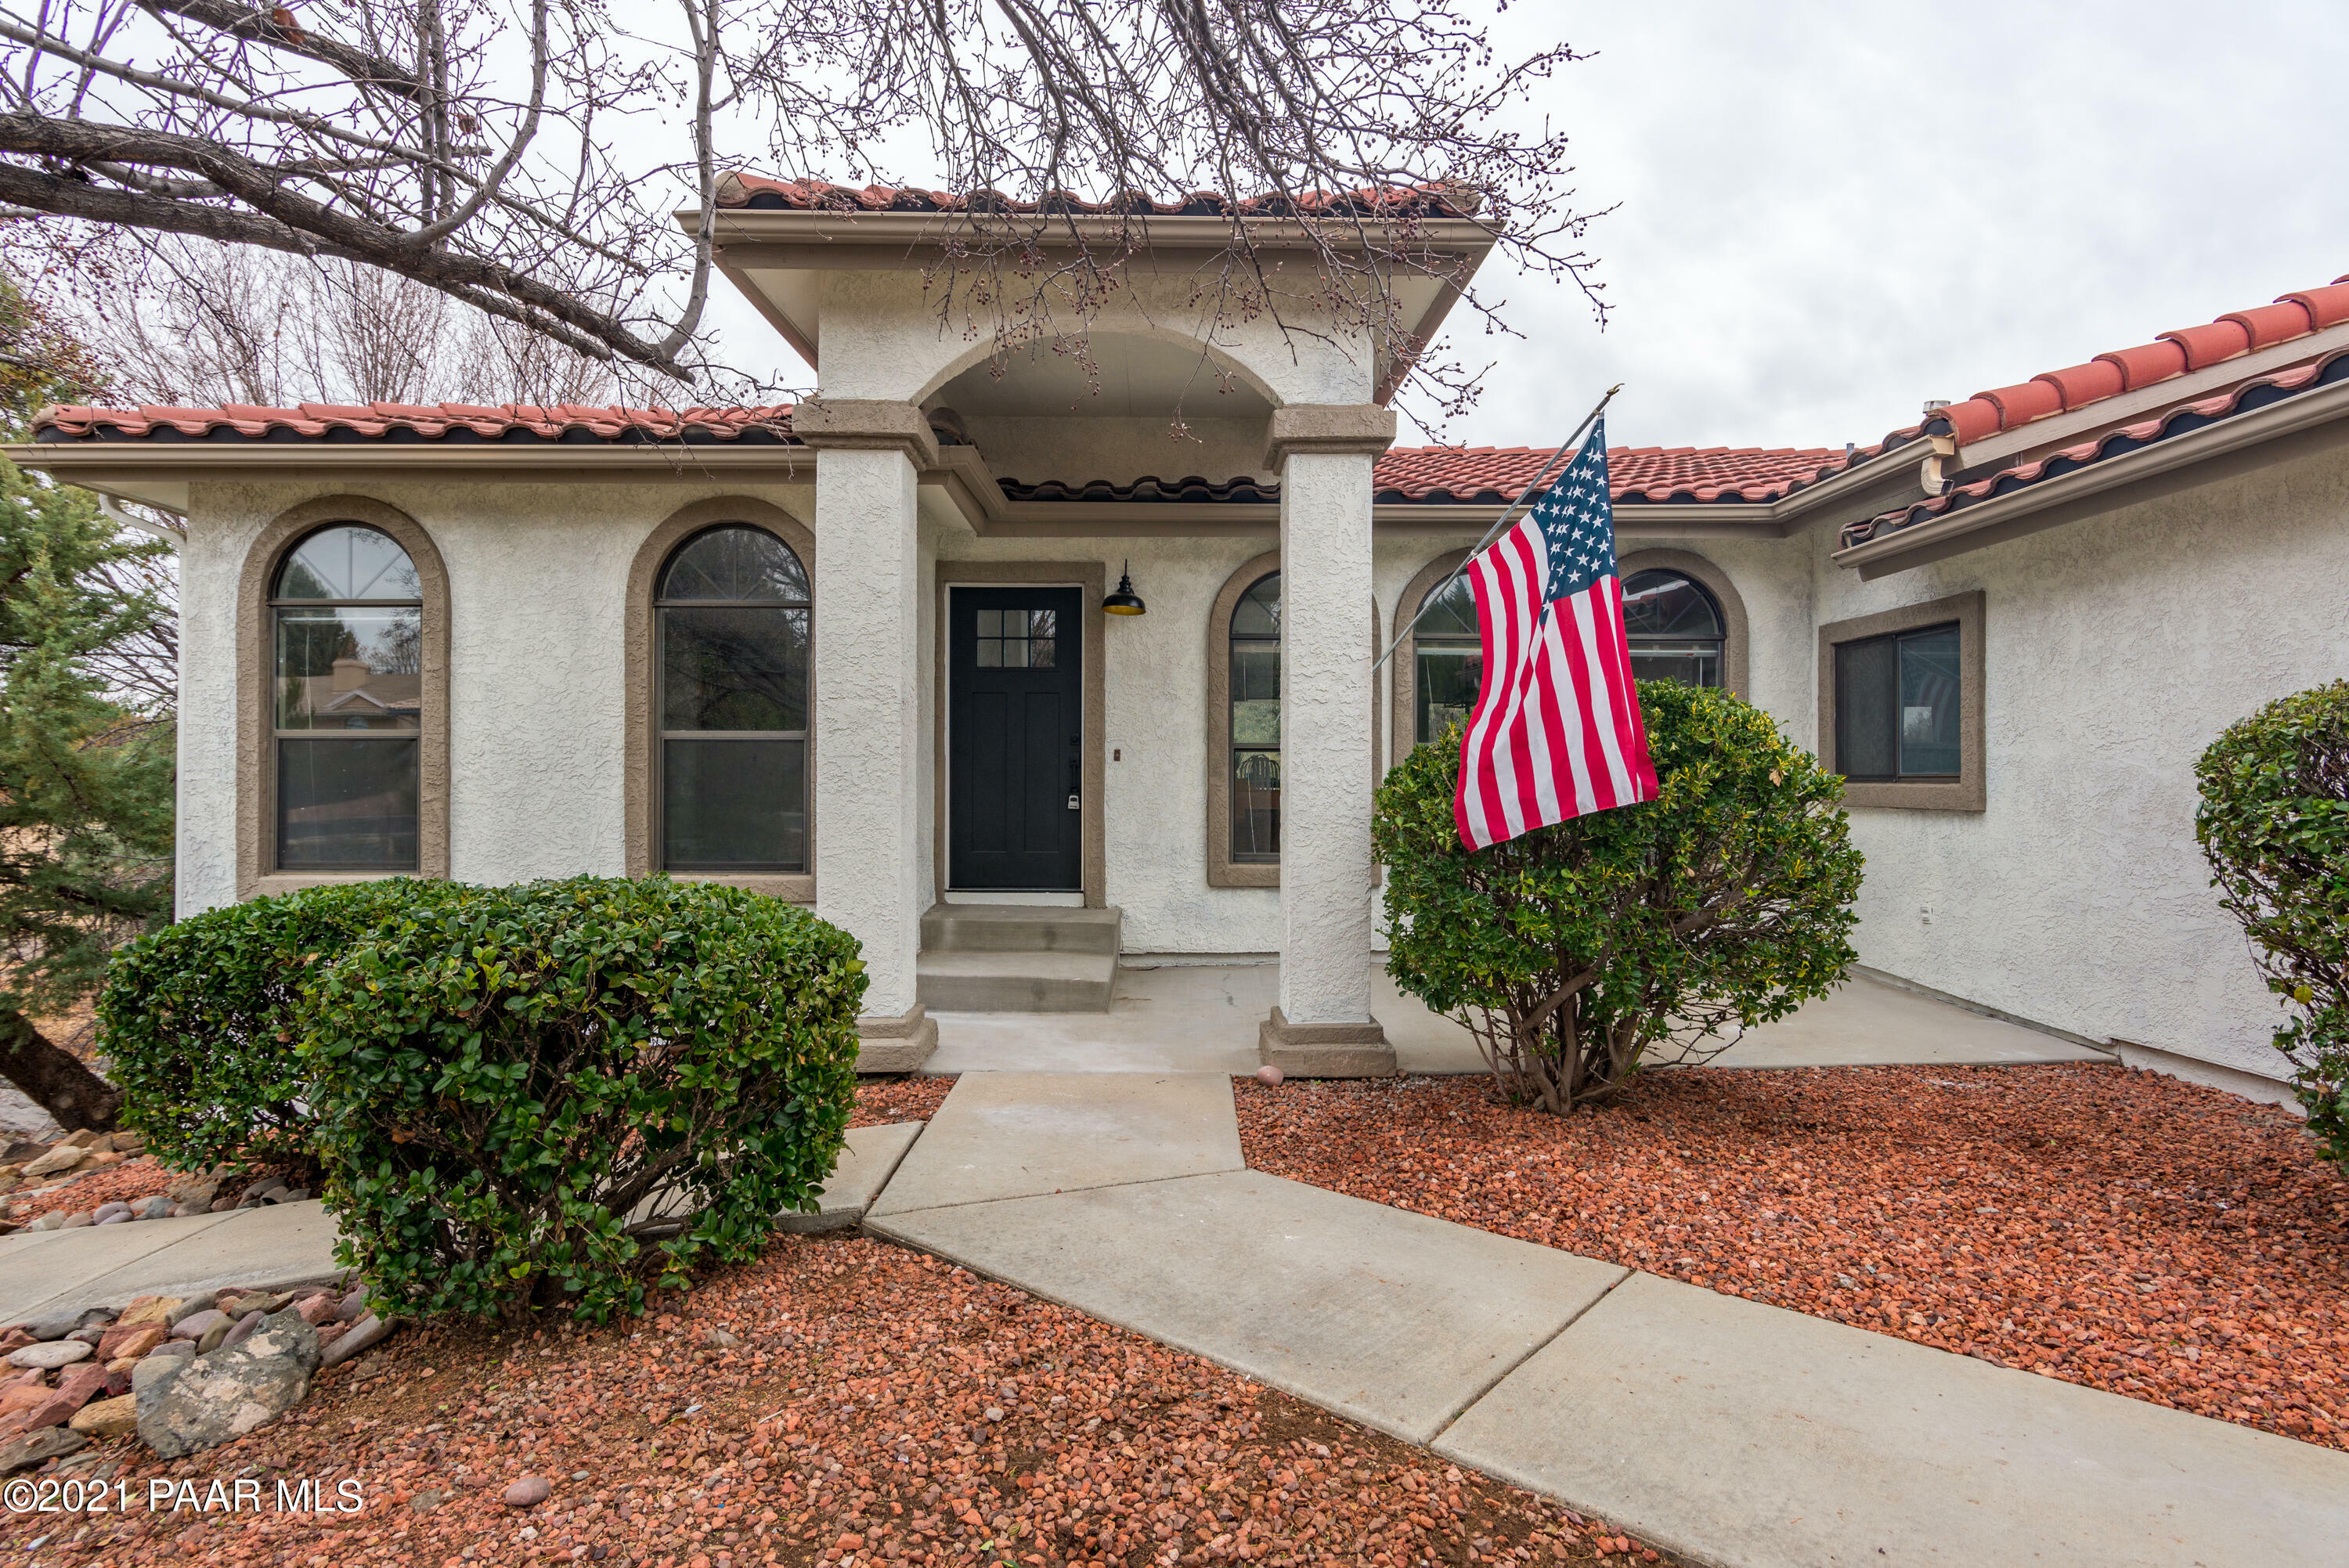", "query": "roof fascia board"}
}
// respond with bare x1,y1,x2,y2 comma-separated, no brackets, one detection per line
1767,442,1931,529
1945,319,2349,478
1833,375,2349,579
687,207,1501,258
